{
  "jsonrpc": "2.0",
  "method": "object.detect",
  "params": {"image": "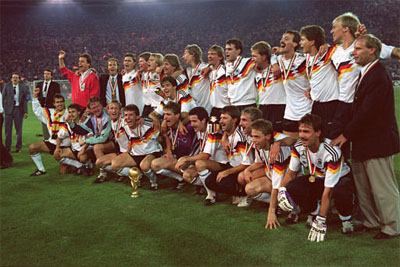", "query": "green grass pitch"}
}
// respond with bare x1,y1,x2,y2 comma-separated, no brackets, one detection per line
1,89,399,266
